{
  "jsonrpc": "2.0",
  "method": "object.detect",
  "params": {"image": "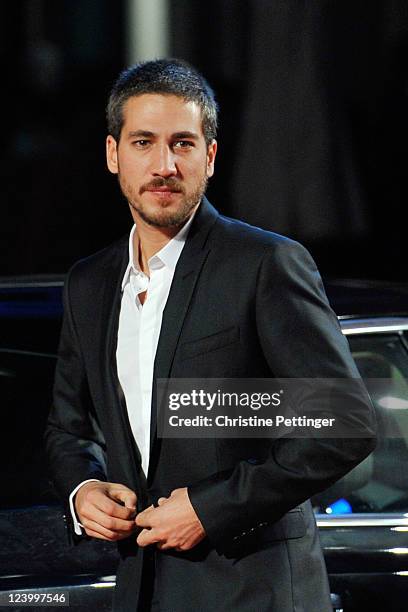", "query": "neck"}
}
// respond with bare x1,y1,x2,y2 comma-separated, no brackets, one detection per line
132,214,190,274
